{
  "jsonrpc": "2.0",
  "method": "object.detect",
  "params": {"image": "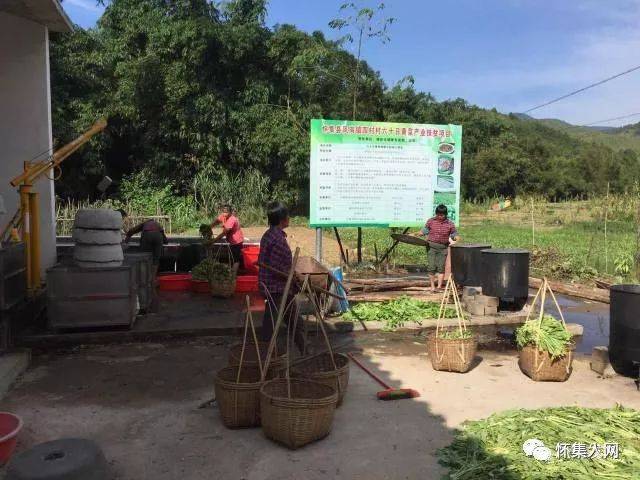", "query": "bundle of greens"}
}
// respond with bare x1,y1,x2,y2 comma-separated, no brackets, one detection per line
515,314,573,359
199,224,213,241
191,258,234,282
341,296,457,331
438,329,473,340
438,406,640,479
